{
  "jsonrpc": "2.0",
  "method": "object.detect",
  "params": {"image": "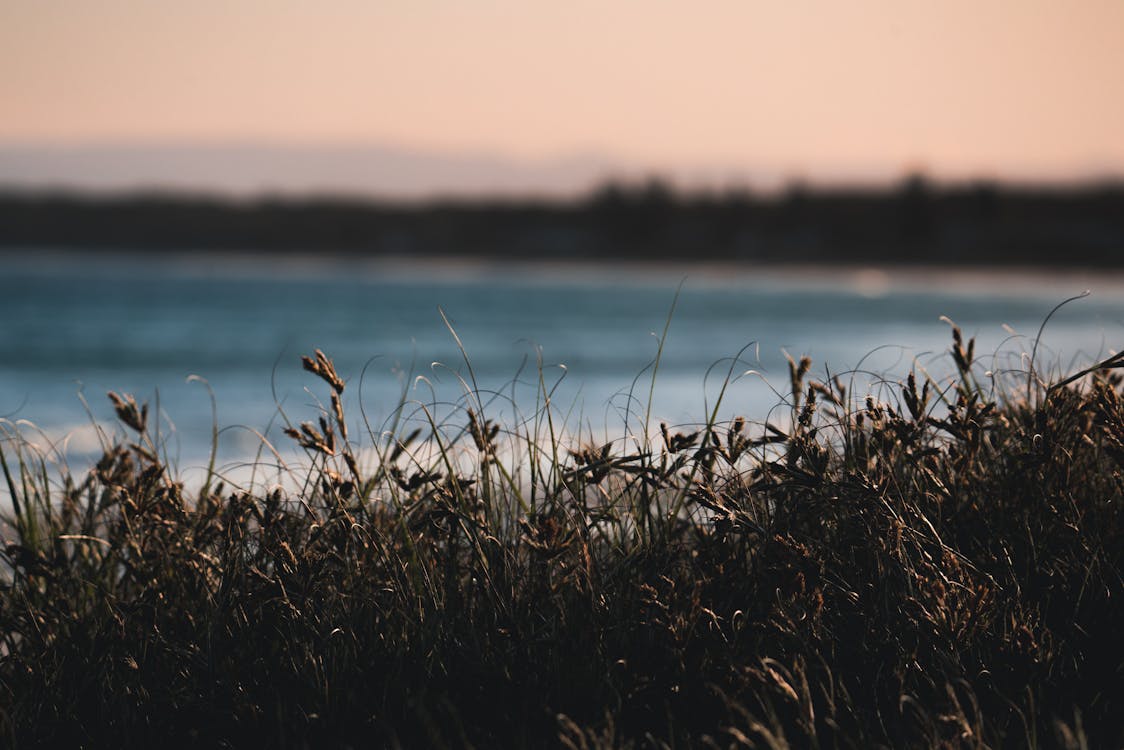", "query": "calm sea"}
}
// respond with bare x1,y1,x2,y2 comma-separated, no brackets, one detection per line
2,251,1122,475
